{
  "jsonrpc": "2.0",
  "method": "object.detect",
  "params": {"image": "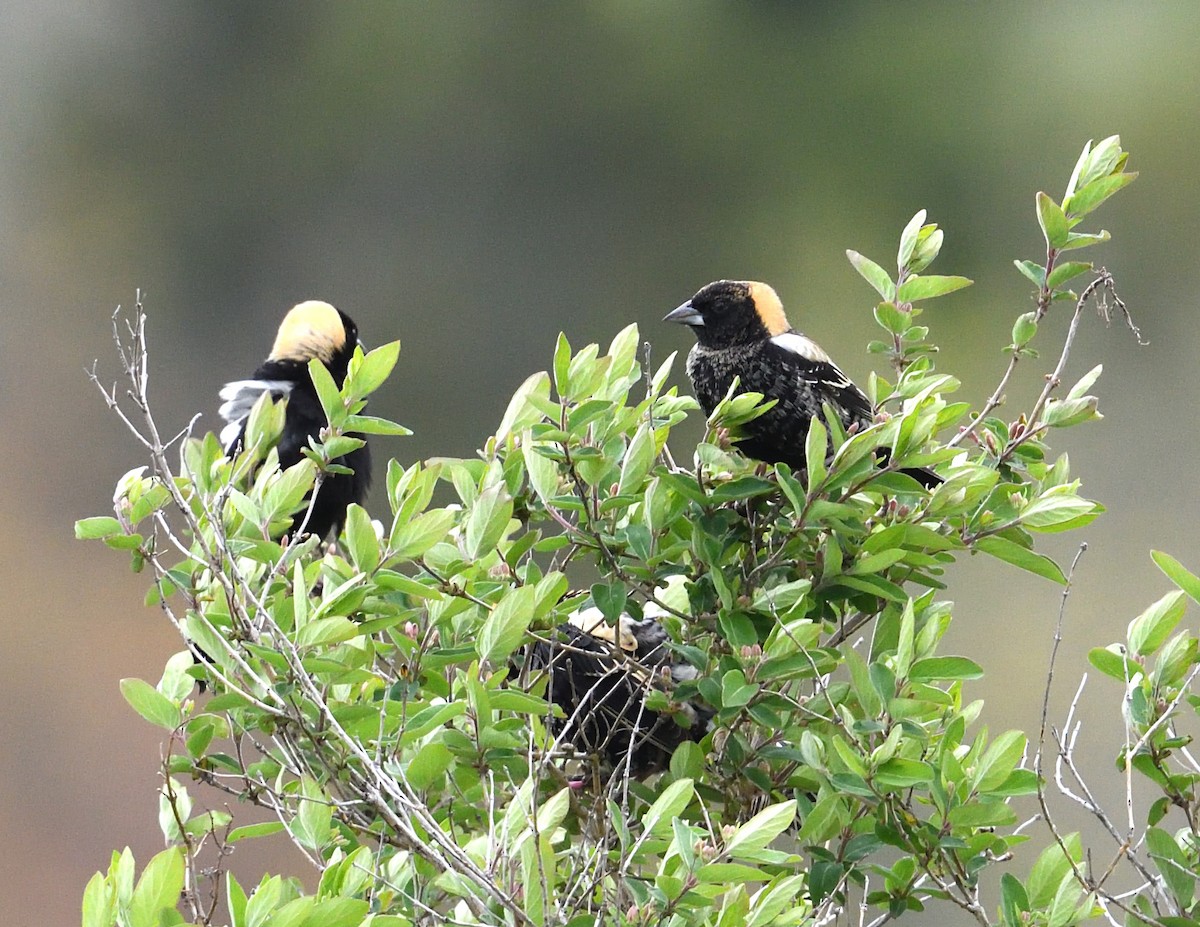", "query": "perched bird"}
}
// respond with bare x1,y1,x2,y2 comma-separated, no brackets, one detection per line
664,280,939,487
218,300,372,540
522,604,711,783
